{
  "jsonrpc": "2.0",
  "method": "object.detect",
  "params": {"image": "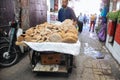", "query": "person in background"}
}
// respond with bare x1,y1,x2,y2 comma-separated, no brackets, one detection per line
93,13,97,29
77,13,83,33
87,14,90,24
89,14,96,32
83,14,87,25
78,13,83,22
58,0,77,25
